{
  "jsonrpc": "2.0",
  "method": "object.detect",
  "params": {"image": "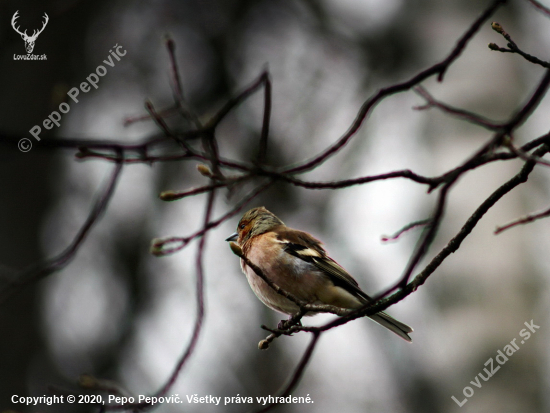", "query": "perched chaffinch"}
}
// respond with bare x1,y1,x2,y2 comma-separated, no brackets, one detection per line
226,206,413,342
